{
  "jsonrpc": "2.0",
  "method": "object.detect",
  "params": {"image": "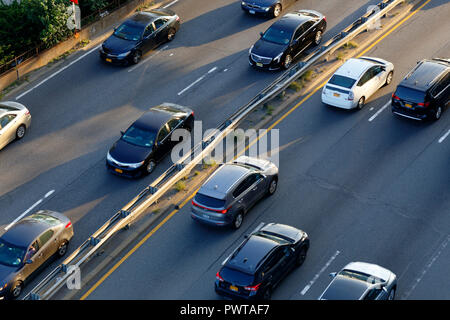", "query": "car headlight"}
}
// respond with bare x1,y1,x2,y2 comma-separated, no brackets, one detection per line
273,52,283,63
0,282,8,292
264,7,270,12
249,45,254,55
127,161,145,169
241,1,247,5
106,152,114,162
117,51,131,58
